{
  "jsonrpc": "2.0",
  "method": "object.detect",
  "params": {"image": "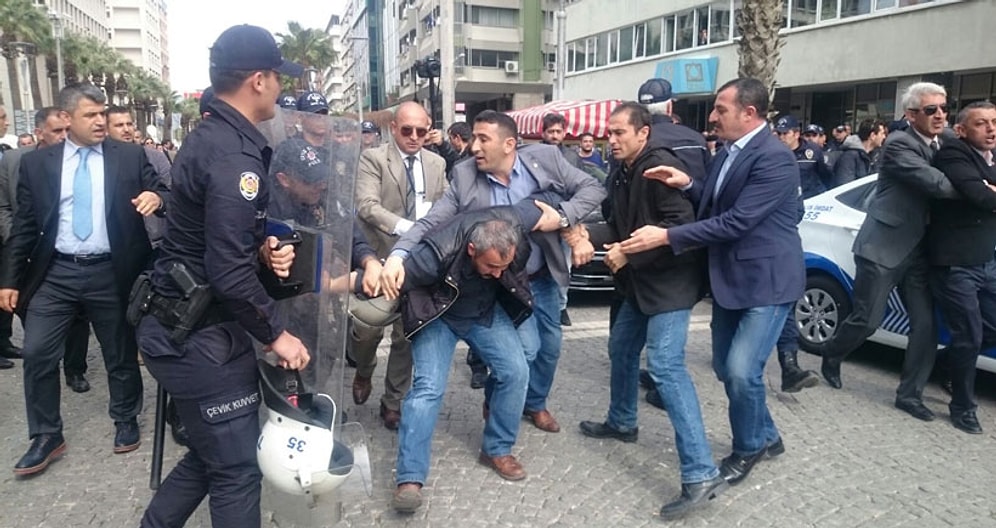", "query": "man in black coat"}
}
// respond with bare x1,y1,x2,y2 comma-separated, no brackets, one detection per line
926,101,996,435
0,83,168,476
578,102,725,520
